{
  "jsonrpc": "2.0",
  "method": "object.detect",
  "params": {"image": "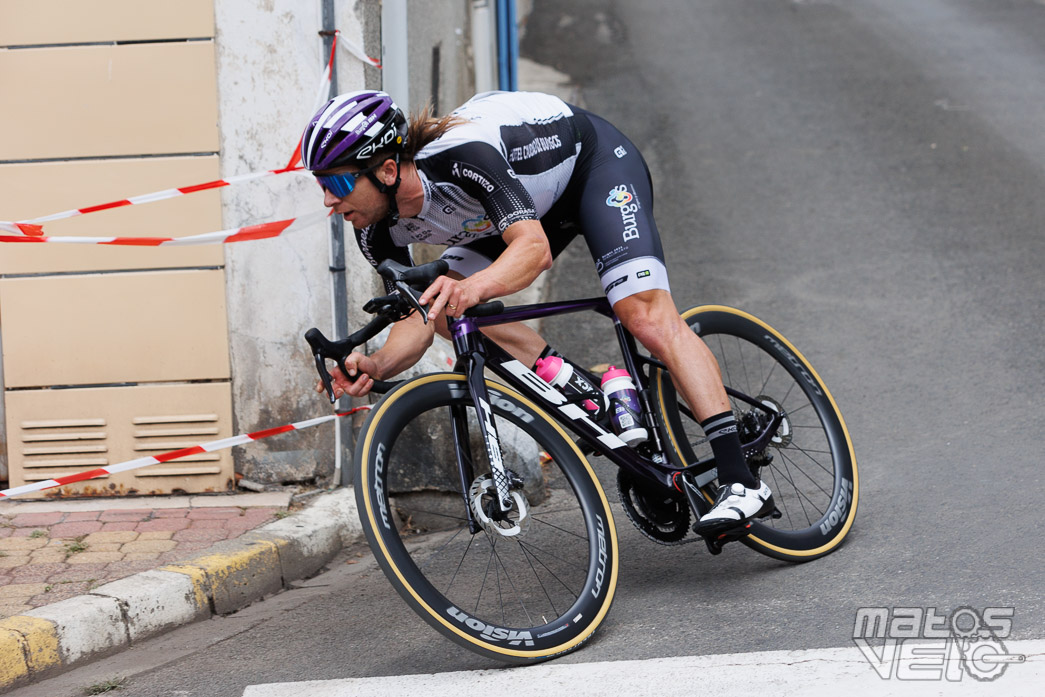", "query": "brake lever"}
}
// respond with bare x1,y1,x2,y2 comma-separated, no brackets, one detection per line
394,281,430,324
